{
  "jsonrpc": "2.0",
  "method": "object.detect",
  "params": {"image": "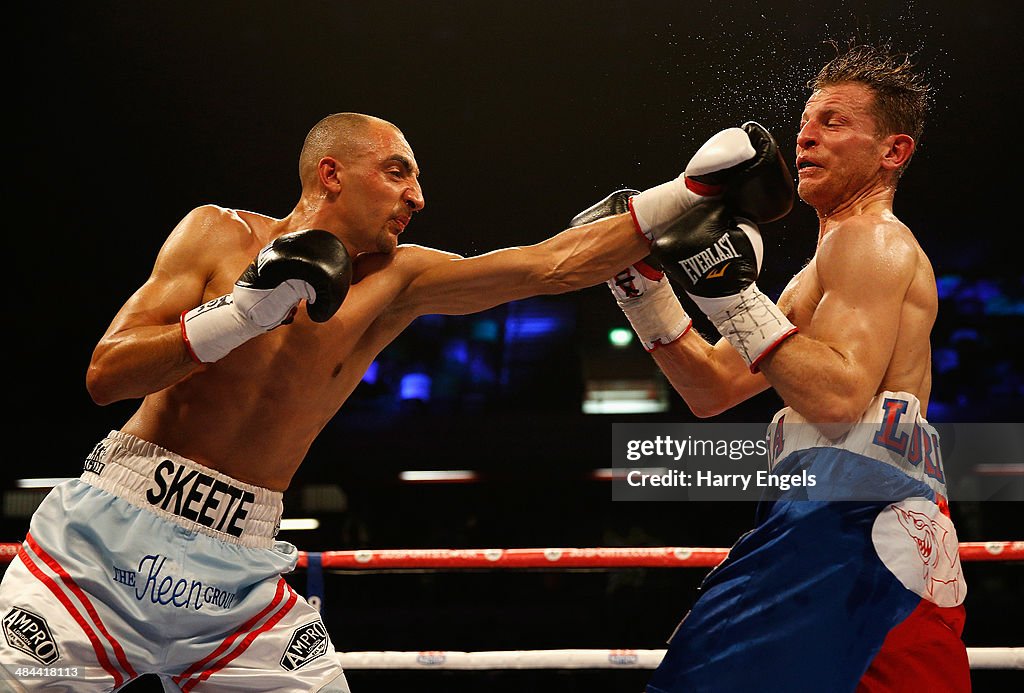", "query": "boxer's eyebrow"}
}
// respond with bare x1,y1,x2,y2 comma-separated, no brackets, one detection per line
386,155,420,178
